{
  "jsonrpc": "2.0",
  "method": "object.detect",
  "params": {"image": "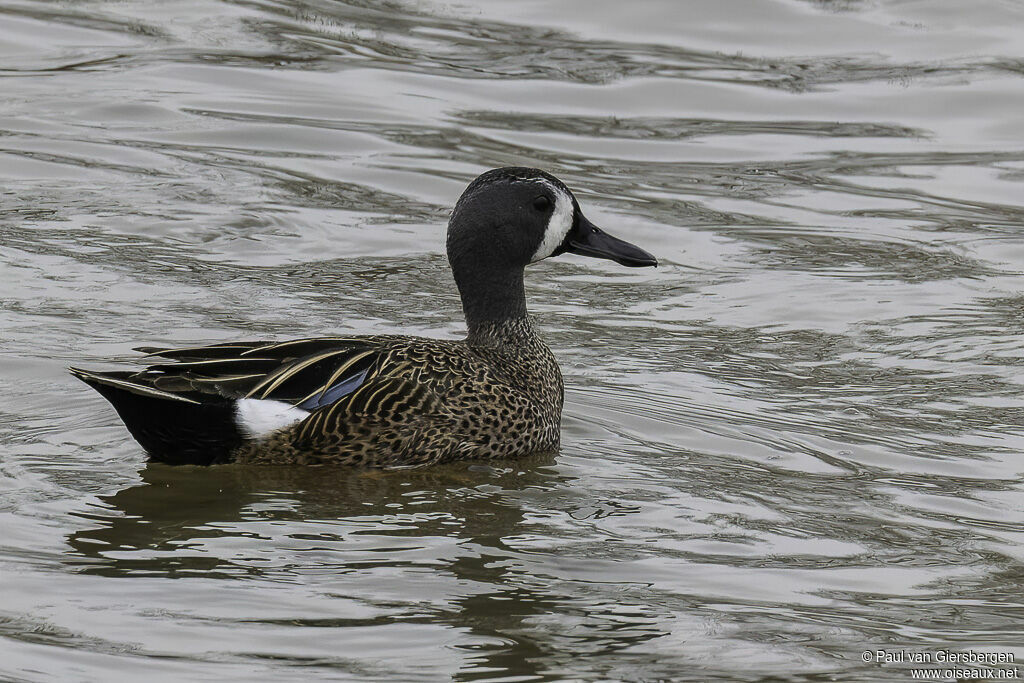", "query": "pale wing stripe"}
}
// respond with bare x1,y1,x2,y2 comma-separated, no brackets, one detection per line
139,344,259,357
296,349,377,405
297,410,324,440
242,337,355,356
72,370,201,404
246,348,353,399
359,381,400,413
152,357,275,369
367,384,401,410
186,373,265,383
